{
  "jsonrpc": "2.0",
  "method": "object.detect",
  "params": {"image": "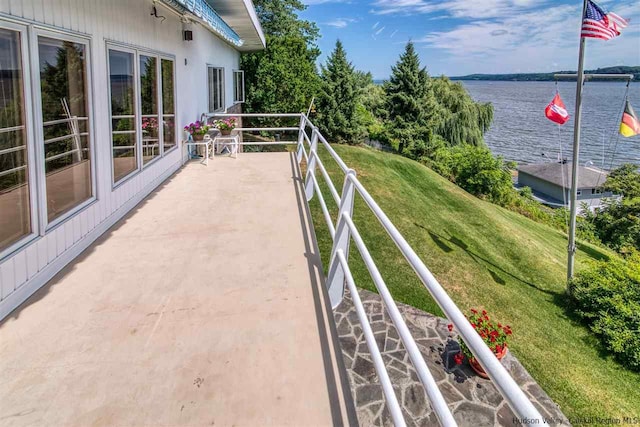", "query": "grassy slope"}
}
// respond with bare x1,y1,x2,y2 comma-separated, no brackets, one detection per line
307,144,640,422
